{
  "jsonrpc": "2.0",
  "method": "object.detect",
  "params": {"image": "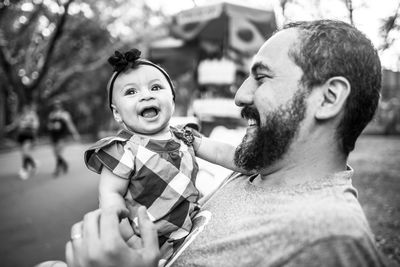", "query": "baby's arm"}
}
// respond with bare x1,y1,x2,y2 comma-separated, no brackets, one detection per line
99,167,134,240
99,167,129,209
193,135,255,174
